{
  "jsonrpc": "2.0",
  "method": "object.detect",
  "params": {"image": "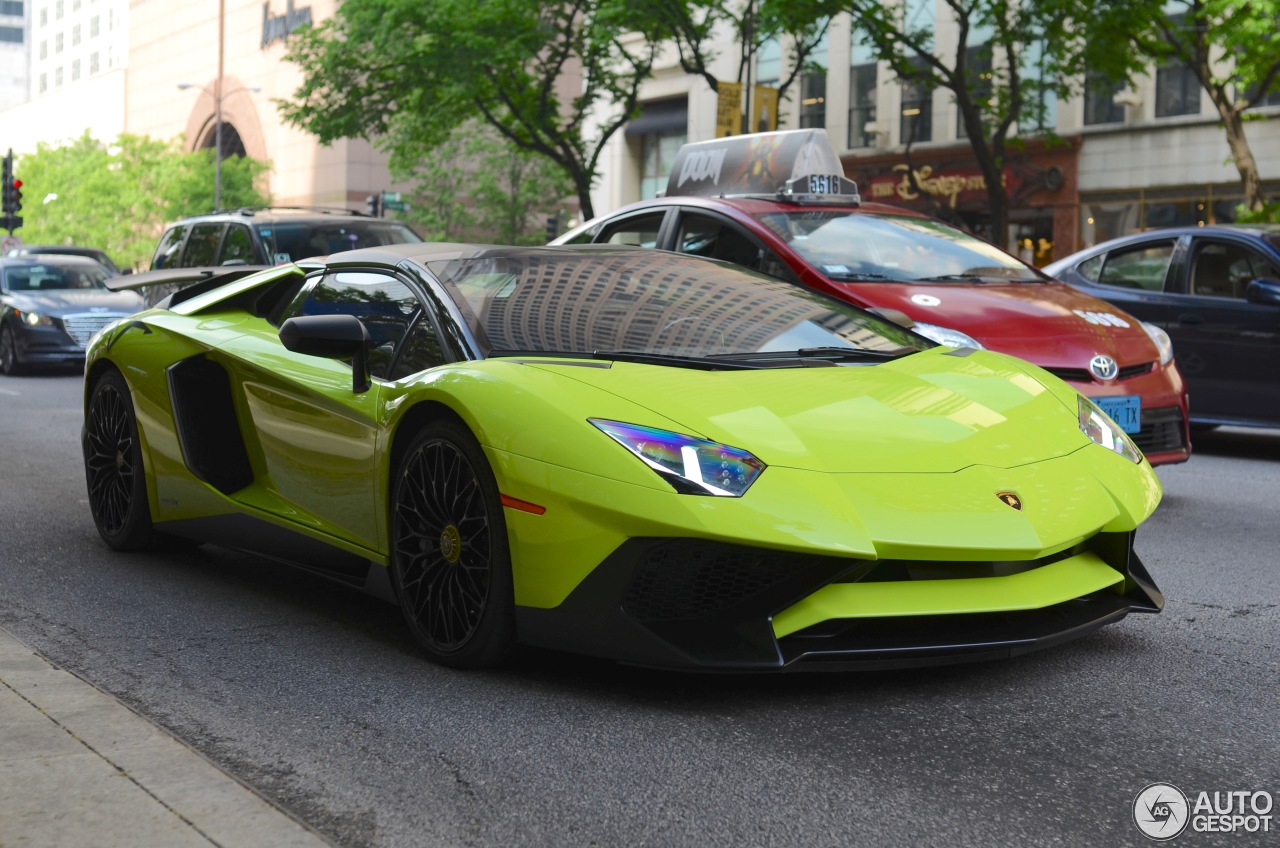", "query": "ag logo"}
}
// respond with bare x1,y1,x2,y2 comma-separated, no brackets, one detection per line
1089,354,1119,381
911,293,941,307
996,491,1022,510
1133,783,1190,840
